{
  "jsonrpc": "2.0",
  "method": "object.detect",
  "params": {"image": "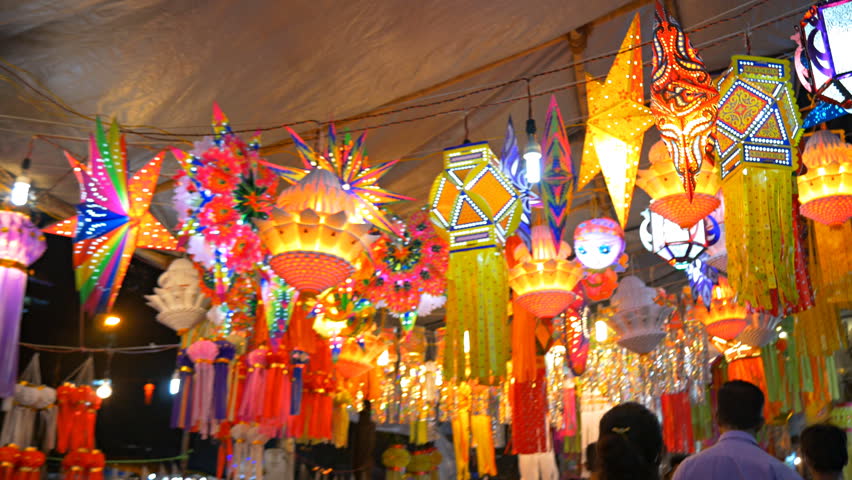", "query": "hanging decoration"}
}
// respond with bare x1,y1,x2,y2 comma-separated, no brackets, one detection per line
500,117,538,249
579,14,654,228
703,194,728,273
259,269,294,341
382,445,411,480
145,258,211,346
715,55,804,312
608,276,673,354
573,218,628,301
0,354,56,451
798,130,852,226
541,96,577,243
0,210,45,398
737,311,781,348
650,0,719,199
685,253,719,308
56,358,100,454
44,118,179,316
636,141,721,228
429,141,521,383
798,0,852,108
693,277,748,341
639,208,719,270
